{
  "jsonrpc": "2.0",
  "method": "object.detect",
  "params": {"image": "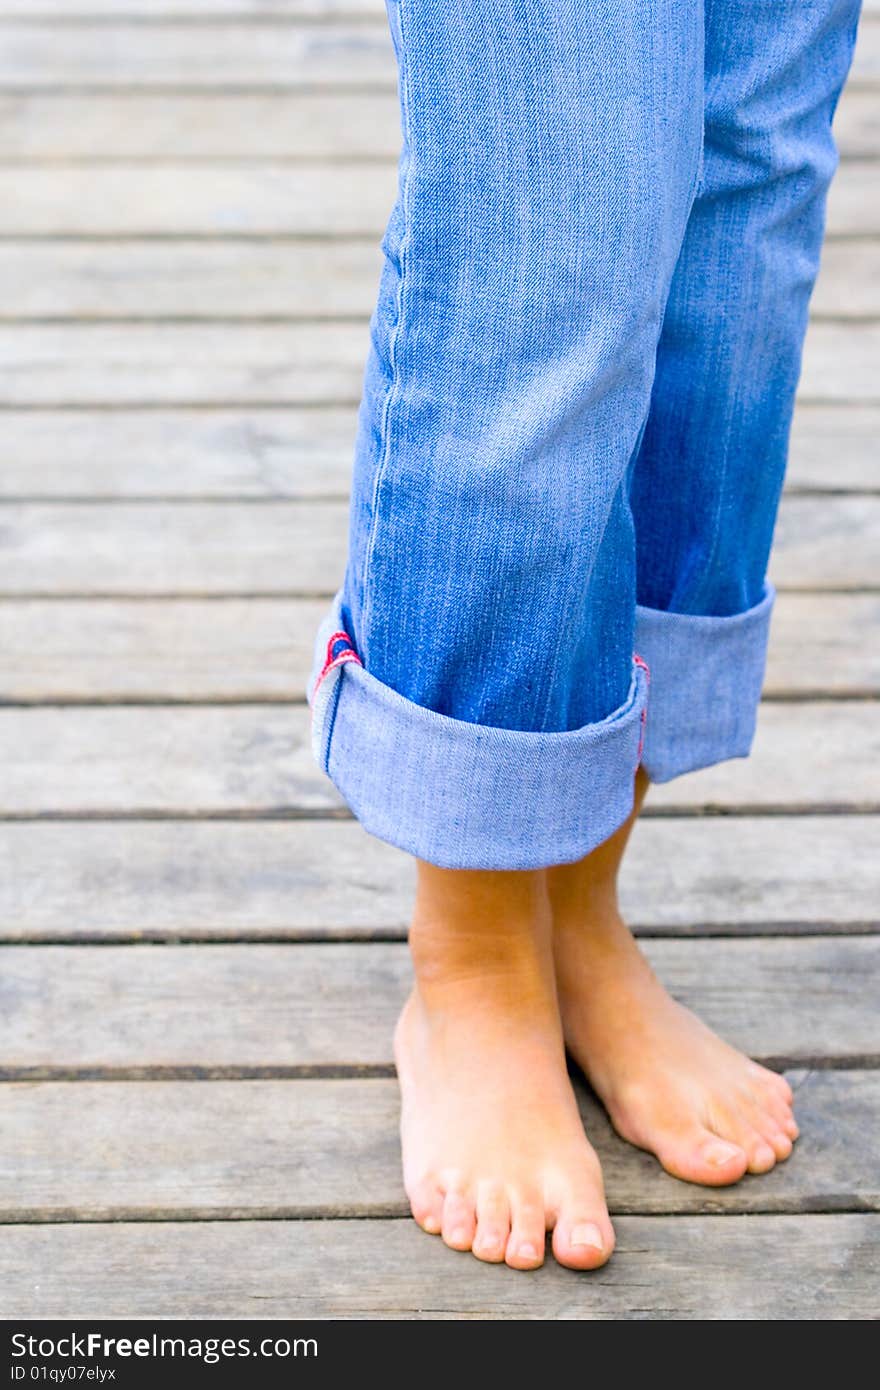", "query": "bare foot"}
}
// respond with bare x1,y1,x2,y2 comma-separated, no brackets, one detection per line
549,771,799,1187
395,861,614,1270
